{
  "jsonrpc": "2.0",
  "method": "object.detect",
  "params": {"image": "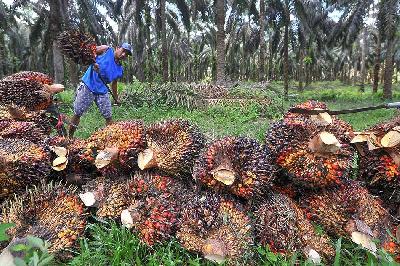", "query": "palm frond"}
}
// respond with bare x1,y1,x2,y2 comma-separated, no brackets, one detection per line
174,0,191,32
